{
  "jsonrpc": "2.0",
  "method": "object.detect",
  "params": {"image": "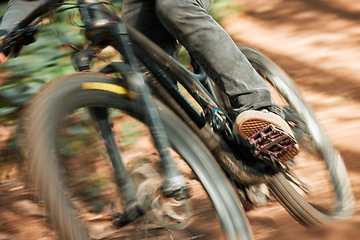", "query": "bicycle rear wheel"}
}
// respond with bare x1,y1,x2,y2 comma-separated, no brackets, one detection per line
238,45,355,225
24,72,252,240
